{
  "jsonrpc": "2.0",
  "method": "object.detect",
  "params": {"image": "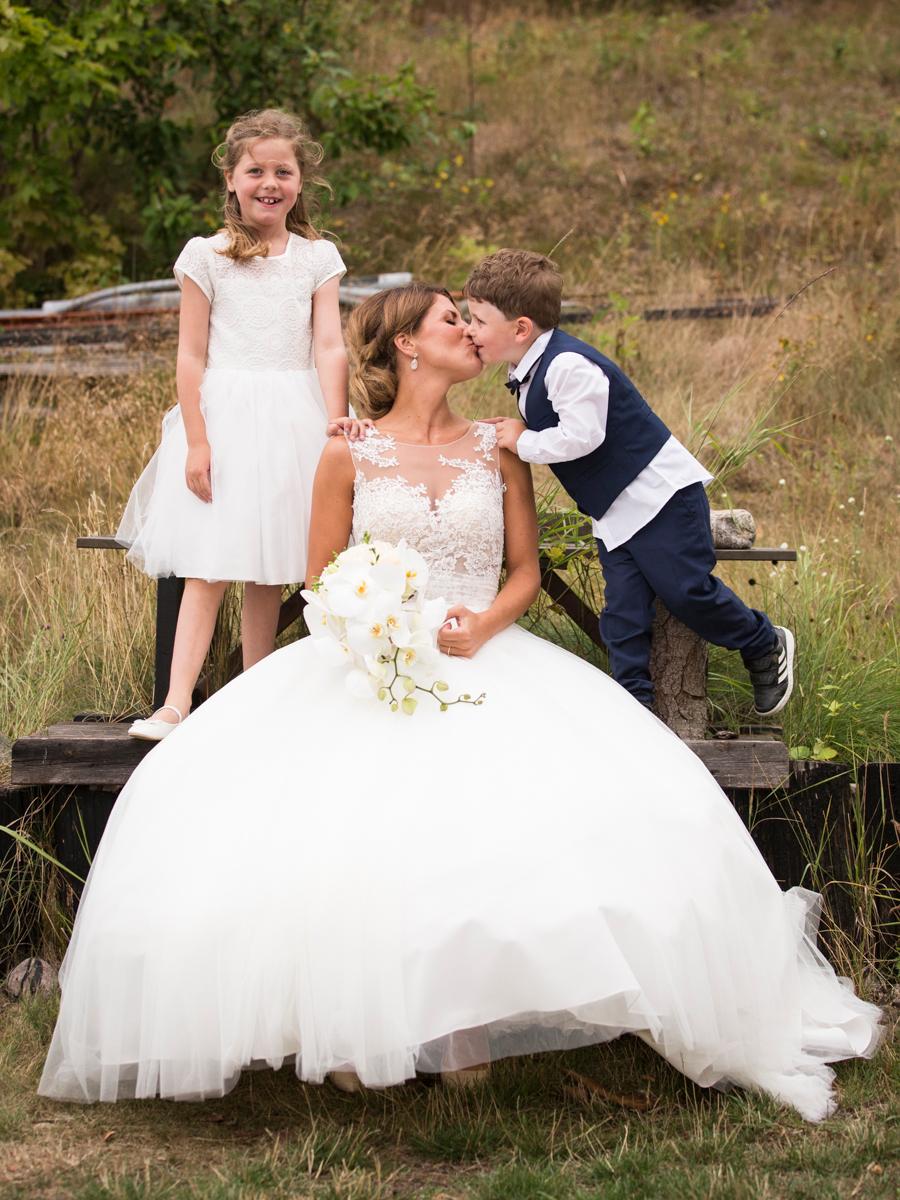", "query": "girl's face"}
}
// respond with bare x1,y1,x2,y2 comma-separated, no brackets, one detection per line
226,137,301,232
407,295,483,383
